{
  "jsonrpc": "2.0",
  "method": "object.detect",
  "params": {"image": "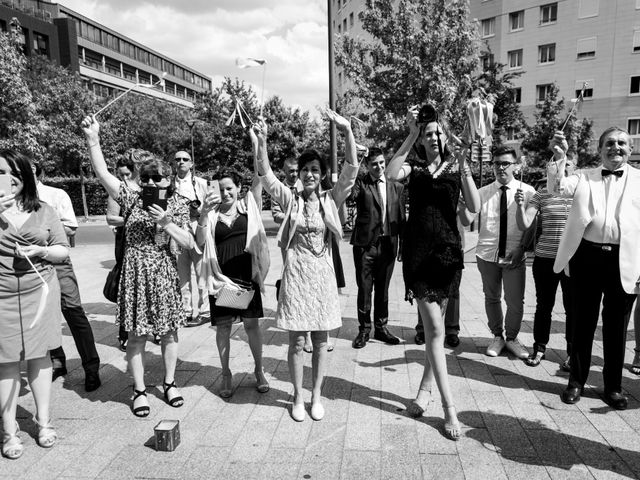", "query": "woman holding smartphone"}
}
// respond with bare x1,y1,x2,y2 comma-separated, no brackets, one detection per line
196,128,270,398
81,115,193,417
